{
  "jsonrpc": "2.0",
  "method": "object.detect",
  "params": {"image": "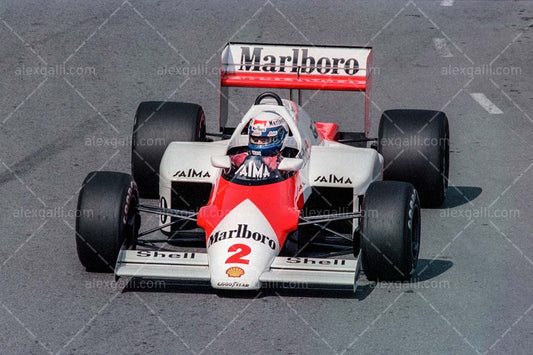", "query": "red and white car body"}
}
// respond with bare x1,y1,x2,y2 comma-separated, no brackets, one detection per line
115,43,383,291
